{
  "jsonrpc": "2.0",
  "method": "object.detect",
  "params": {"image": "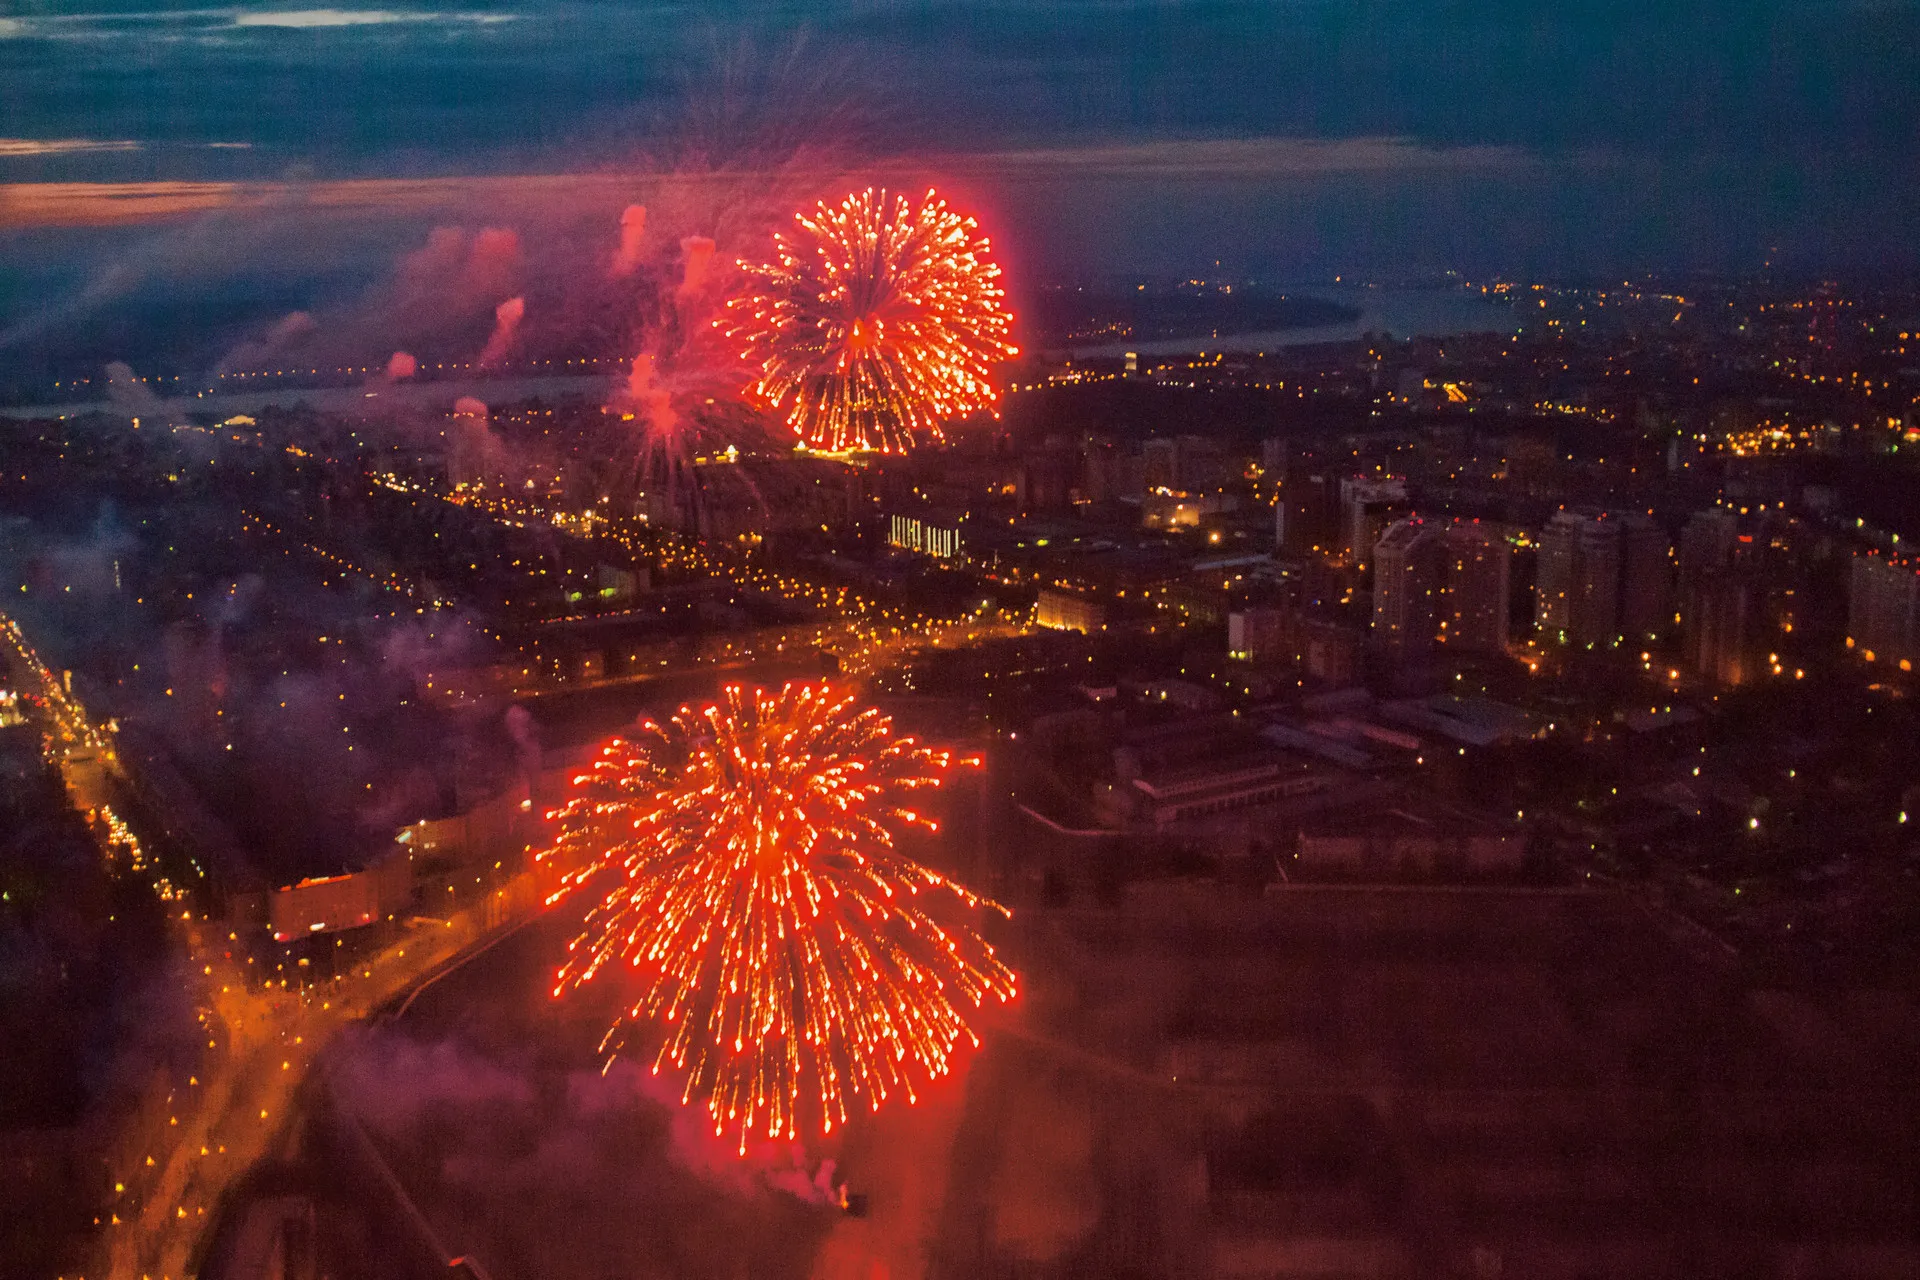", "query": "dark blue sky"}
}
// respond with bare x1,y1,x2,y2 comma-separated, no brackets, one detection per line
2,1,1918,379
2,2,1915,161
